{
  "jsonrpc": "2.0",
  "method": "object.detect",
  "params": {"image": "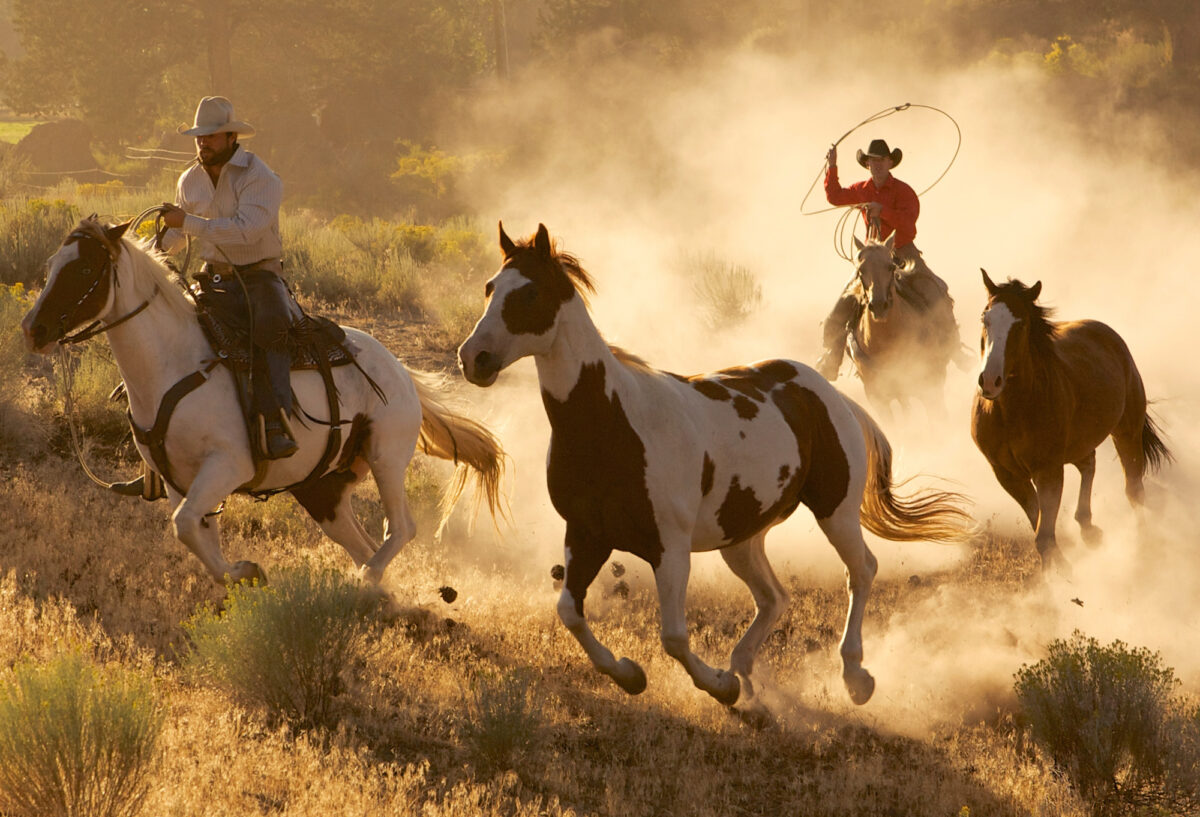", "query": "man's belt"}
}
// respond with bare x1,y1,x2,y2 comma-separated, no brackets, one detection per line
197,258,282,284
